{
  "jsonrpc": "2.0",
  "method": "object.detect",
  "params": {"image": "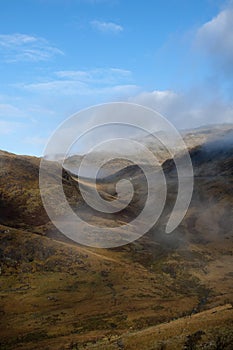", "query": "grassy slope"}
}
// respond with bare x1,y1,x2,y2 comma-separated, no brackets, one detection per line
0,223,233,349
0,126,233,350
